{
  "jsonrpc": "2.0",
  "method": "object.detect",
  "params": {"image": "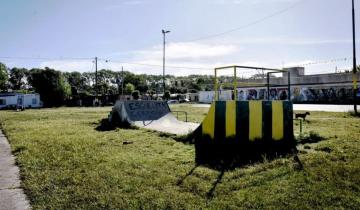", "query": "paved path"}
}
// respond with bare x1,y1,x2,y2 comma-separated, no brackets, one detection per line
193,104,355,112
0,130,30,210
